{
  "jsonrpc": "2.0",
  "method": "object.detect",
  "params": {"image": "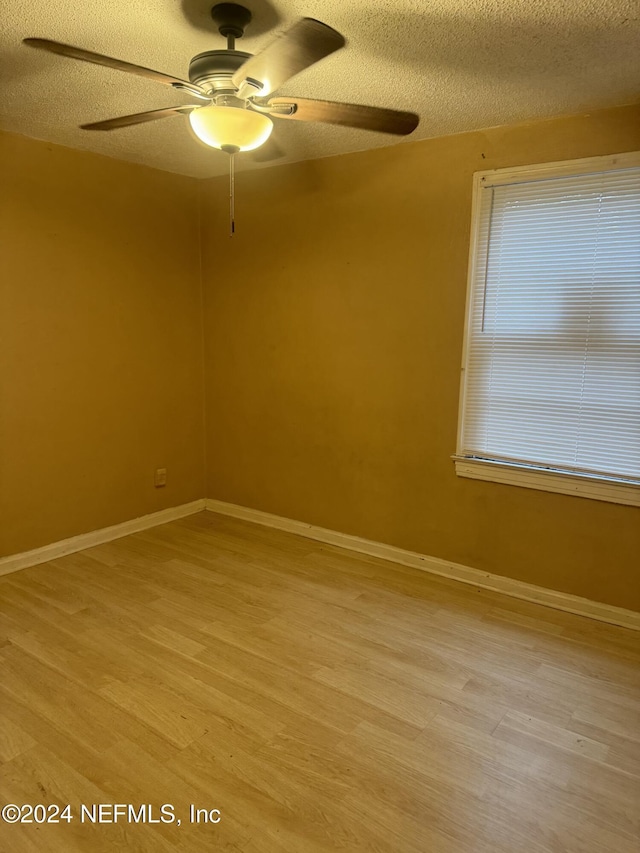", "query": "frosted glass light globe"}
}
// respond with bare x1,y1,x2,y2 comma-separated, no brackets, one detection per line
189,105,273,152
